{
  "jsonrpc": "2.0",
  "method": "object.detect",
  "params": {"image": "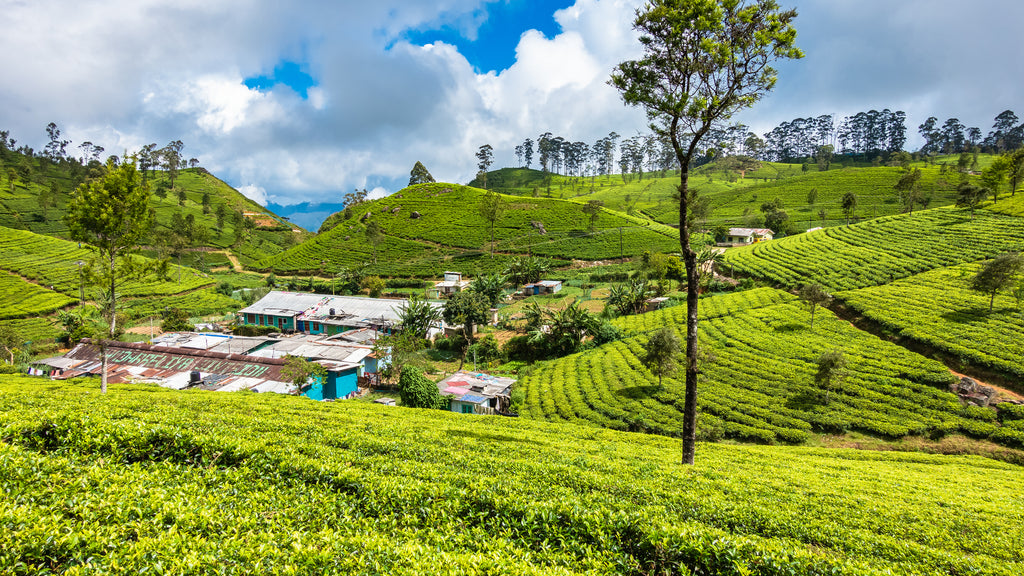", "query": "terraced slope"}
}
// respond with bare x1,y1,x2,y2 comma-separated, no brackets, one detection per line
0,149,304,268
0,226,237,342
0,377,1021,575
258,183,681,276
517,288,1022,446
839,261,1024,381
723,207,1024,291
